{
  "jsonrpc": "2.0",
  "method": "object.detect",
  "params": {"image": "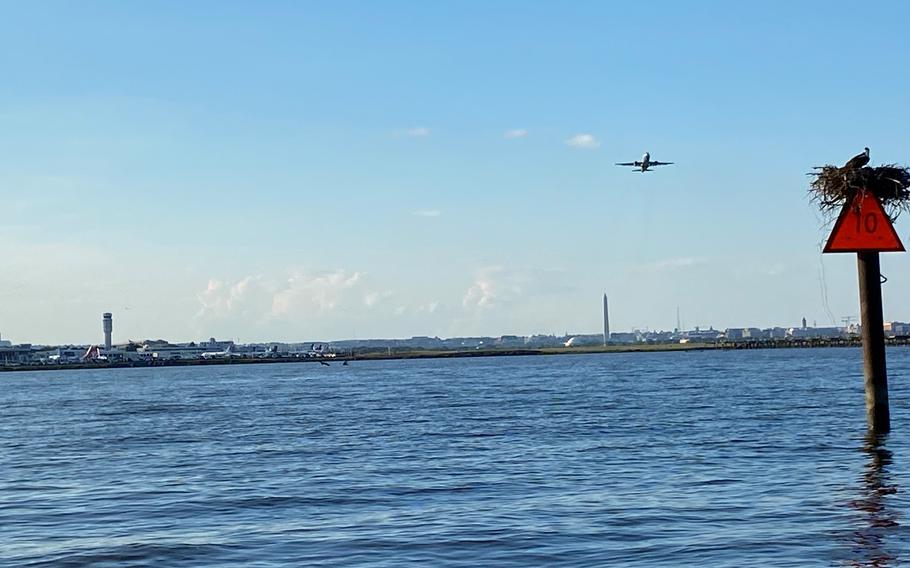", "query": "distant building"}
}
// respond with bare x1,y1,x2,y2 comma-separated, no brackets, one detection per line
609,332,638,343
525,335,561,348
724,328,746,341
496,335,525,348
683,327,723,341
725,327,768,341
787,327,843,339
885,322,910,337
765,327,787,339
0,343,31,365
139,338,237,360
639,330,674,343
199,337,235,351
742,328,764,339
